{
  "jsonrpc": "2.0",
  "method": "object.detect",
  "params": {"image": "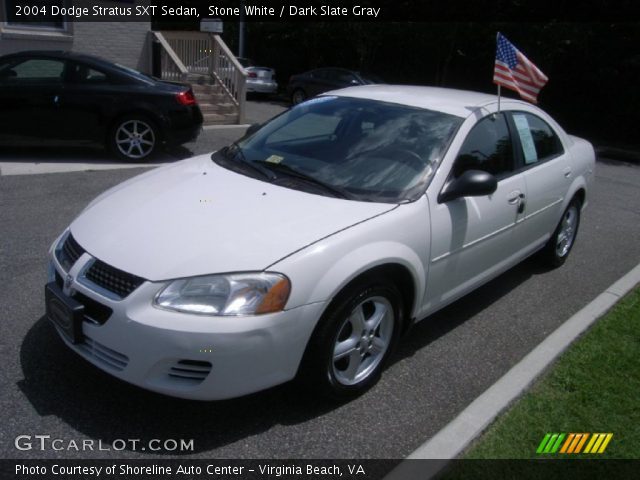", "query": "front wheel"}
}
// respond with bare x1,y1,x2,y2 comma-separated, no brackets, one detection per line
539,198,581,267
109,116,159,162
299,280,403,398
